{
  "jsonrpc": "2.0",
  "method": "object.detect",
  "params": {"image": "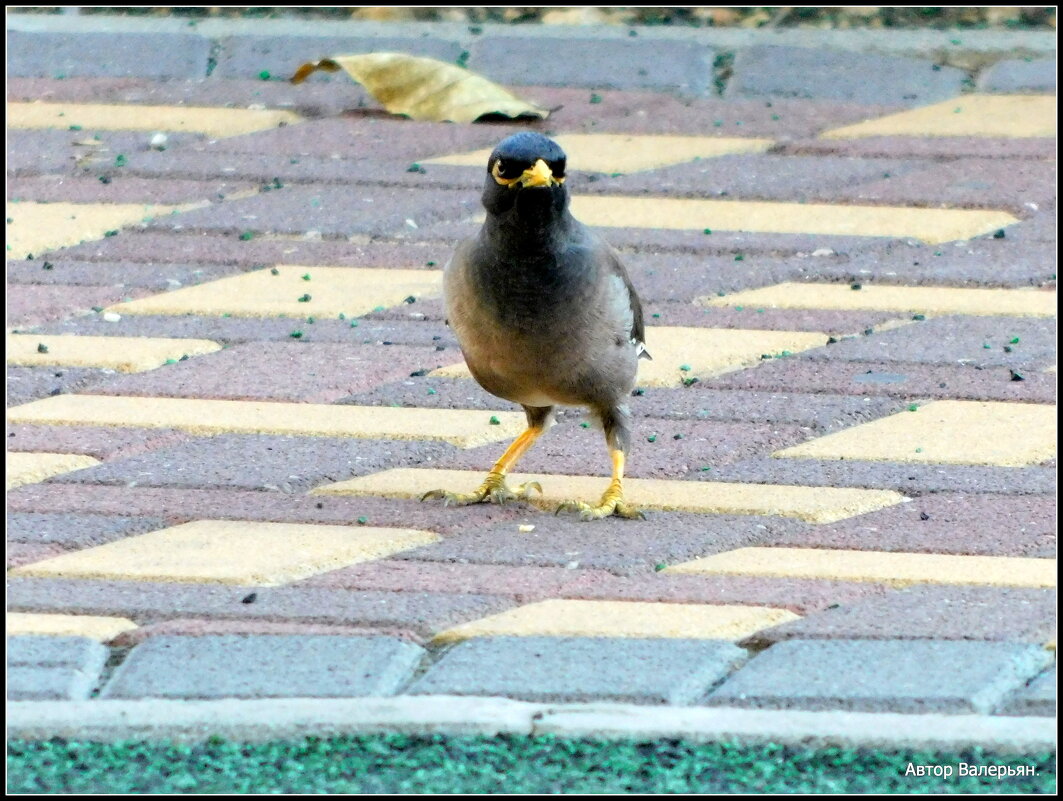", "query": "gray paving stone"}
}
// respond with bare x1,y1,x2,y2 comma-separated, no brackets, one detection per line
7,30,212,79
727,45,966,105
804,316,1057,369
8,635,108,669
48,433,453,492
706,639,1052,714
469,34,713,95
978,57,1057,93
6,512,168,548
7,666,101,701
999,666,1056,717
212,34,462,81
408,636,747,704
100,634,425,699
7,635,108,701
7,128,207,179
6,260,239,290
